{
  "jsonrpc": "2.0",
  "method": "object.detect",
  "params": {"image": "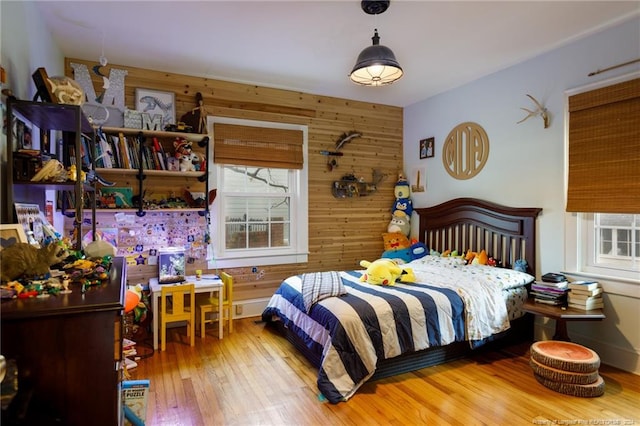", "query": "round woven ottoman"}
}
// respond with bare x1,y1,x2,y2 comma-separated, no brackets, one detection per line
530,341,604,397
